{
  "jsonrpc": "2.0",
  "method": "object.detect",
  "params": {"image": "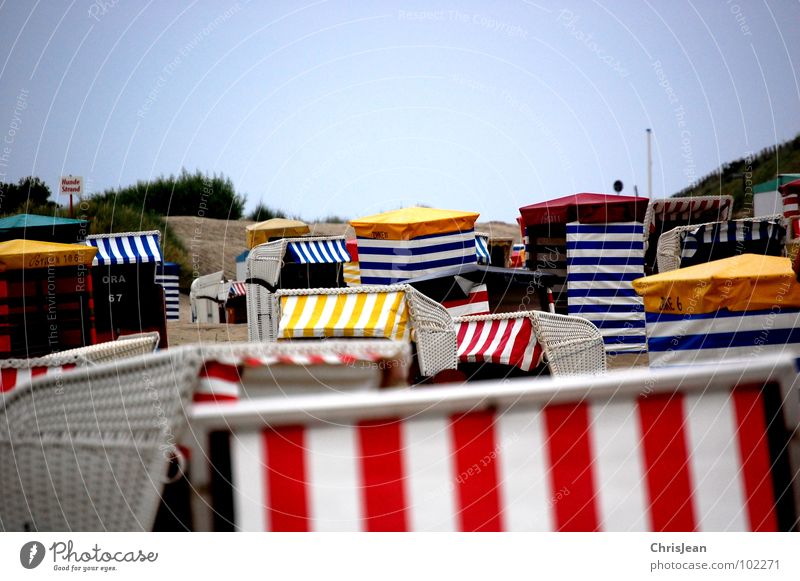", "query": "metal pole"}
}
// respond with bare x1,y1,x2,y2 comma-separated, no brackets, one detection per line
646,128,652,198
